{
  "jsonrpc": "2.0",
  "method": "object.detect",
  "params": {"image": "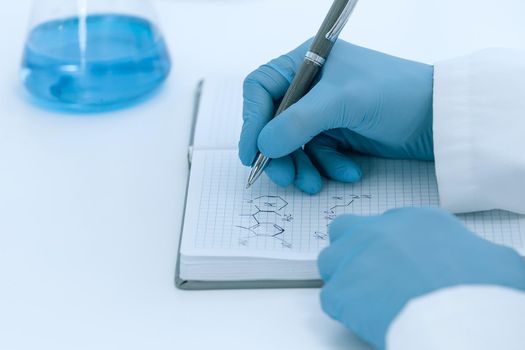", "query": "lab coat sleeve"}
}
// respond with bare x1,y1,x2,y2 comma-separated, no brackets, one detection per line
433,48,525,214
386,285,525,350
